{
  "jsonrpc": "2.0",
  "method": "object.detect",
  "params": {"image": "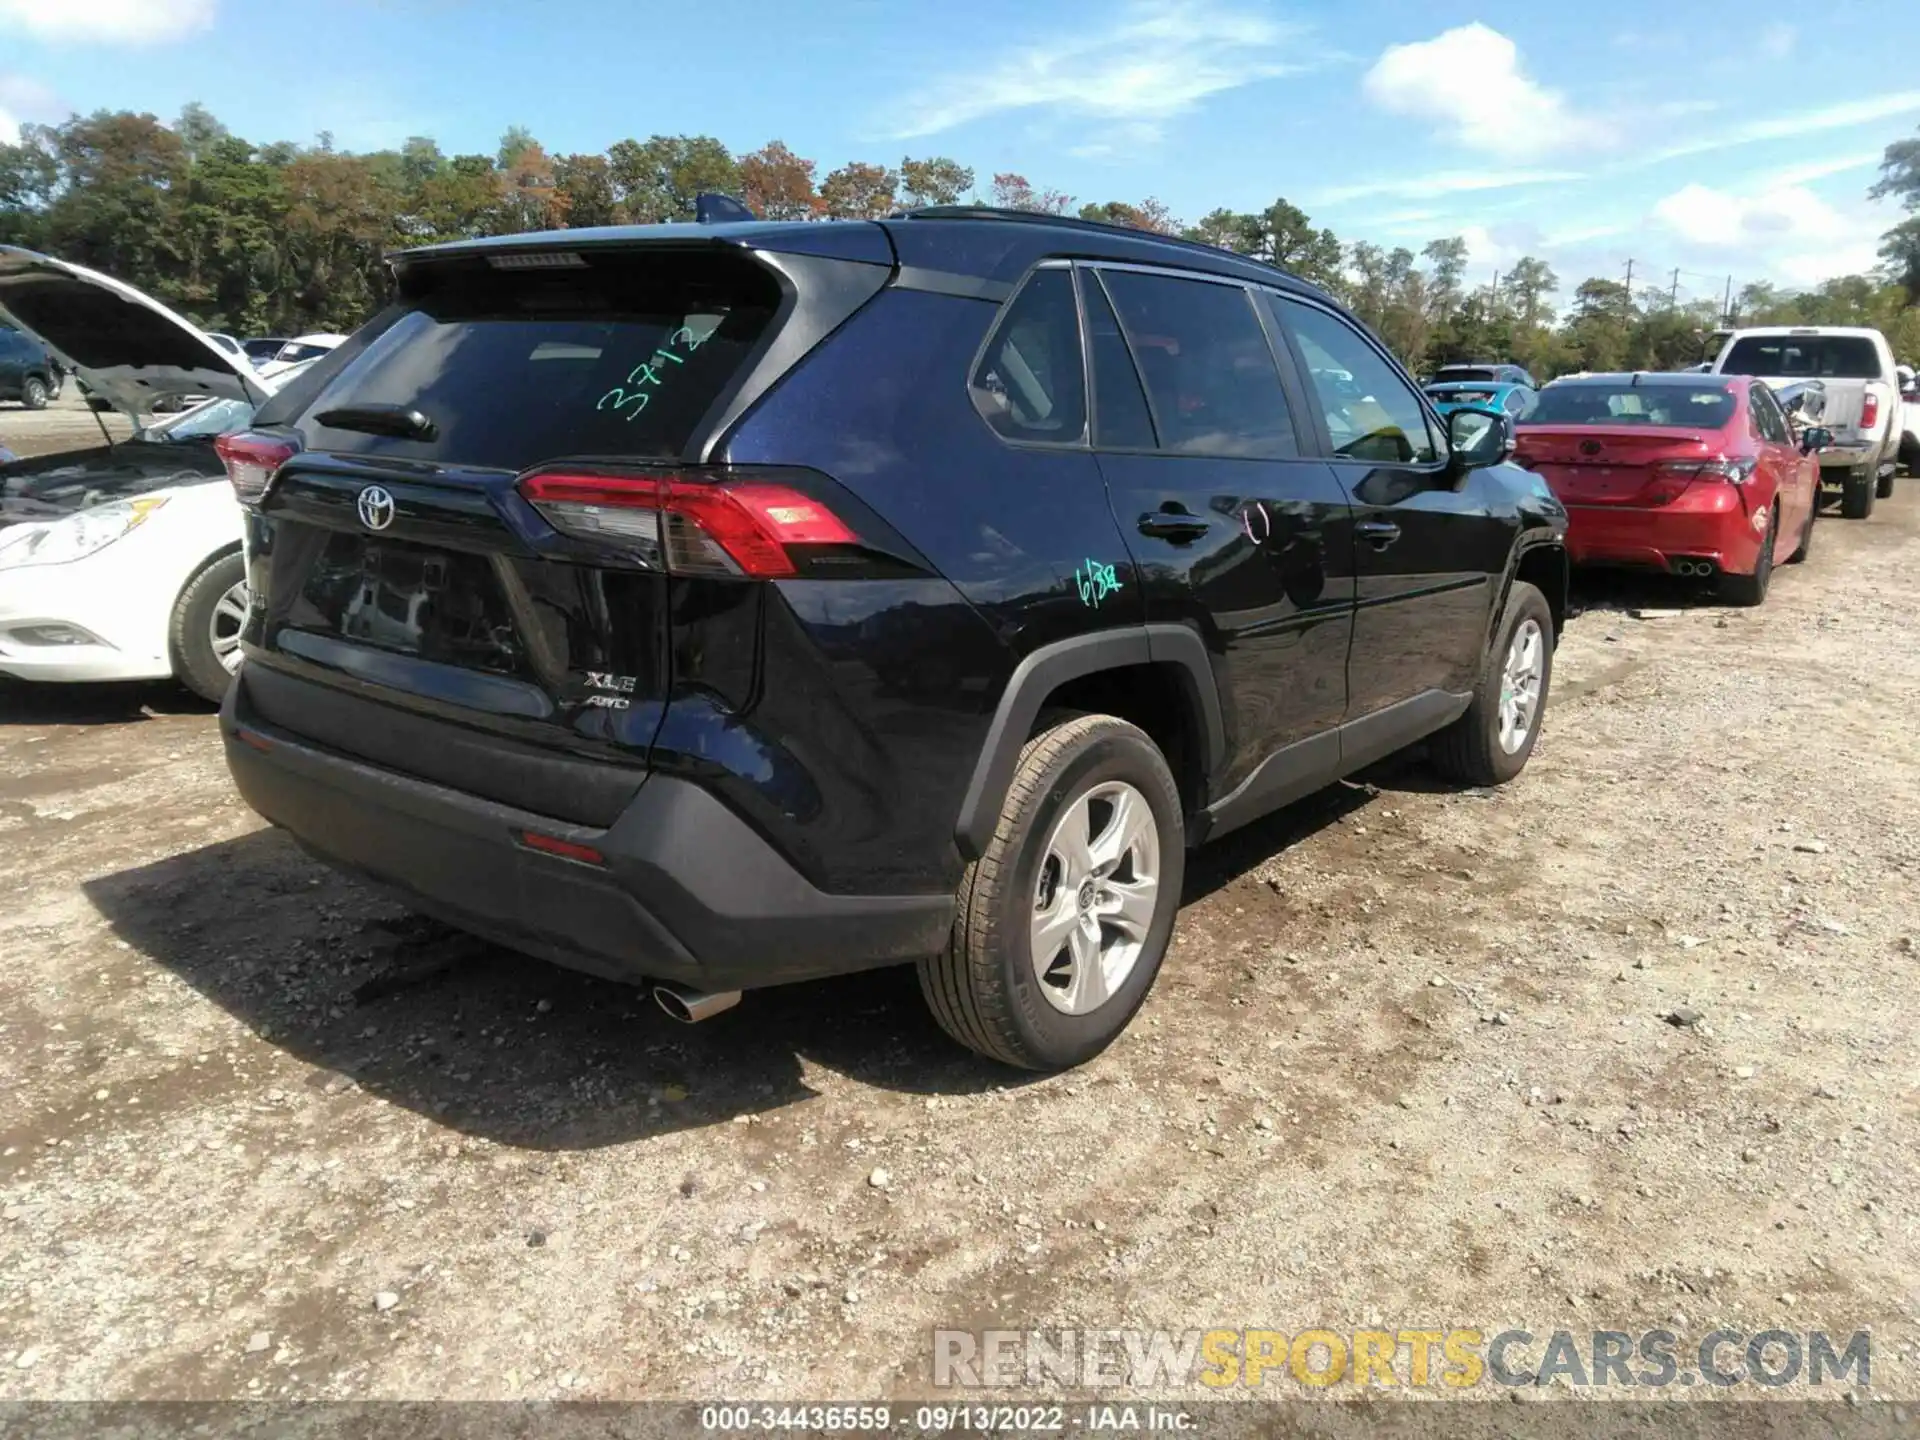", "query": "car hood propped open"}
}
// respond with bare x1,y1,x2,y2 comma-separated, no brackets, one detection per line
0,246,270,418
